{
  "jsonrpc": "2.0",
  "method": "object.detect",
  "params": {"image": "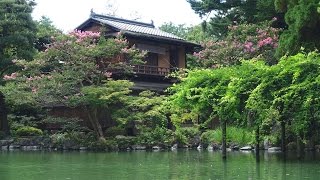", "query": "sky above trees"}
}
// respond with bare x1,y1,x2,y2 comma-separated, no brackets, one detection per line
32,0,203,32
